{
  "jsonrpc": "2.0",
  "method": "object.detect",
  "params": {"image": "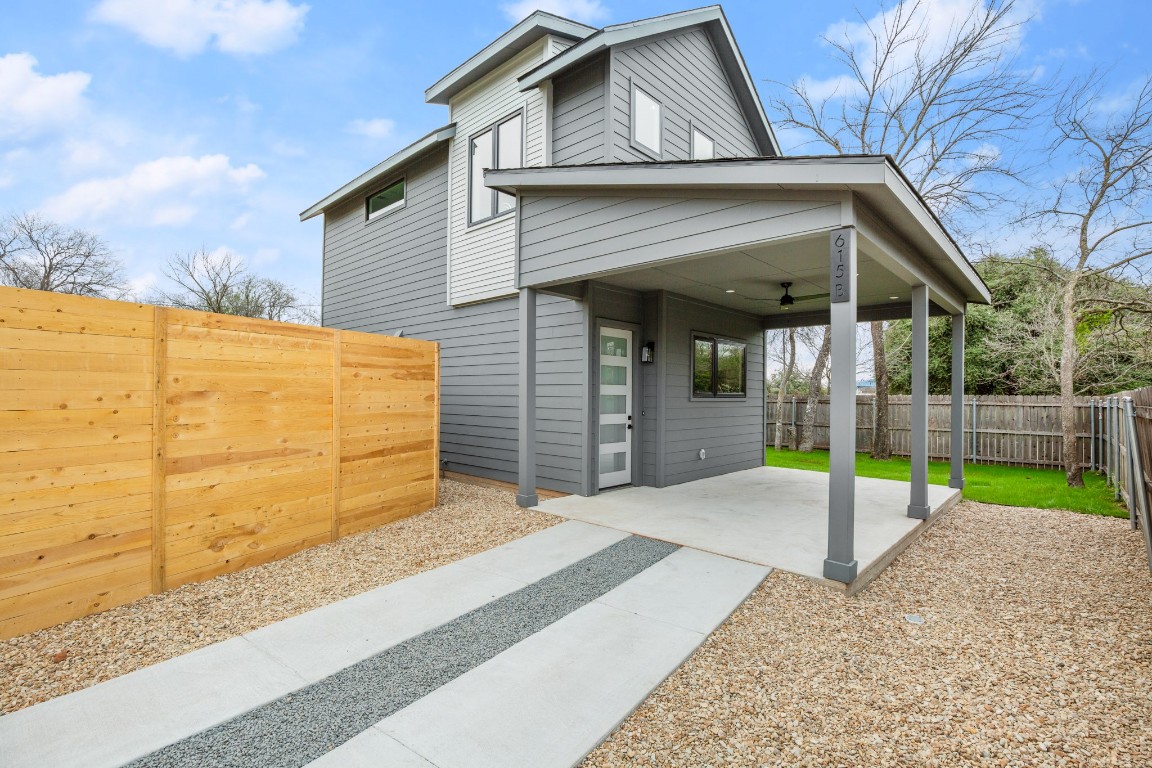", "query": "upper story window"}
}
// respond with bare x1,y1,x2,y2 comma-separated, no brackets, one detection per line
366,178,405,220
630,81,662,157
469,112,523,225
691,126,715,160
